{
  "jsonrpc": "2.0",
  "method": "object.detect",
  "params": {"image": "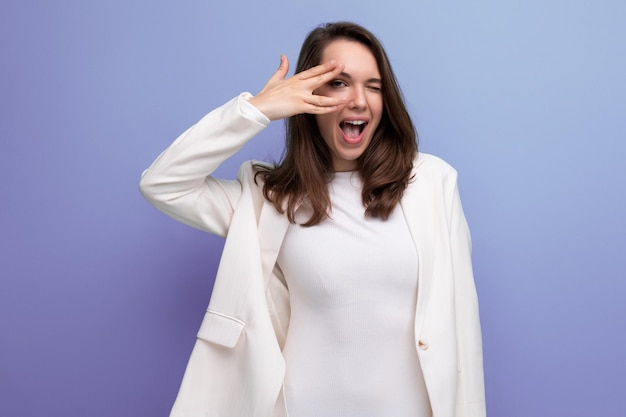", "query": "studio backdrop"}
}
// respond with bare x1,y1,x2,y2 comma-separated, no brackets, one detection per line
1,1,625,416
